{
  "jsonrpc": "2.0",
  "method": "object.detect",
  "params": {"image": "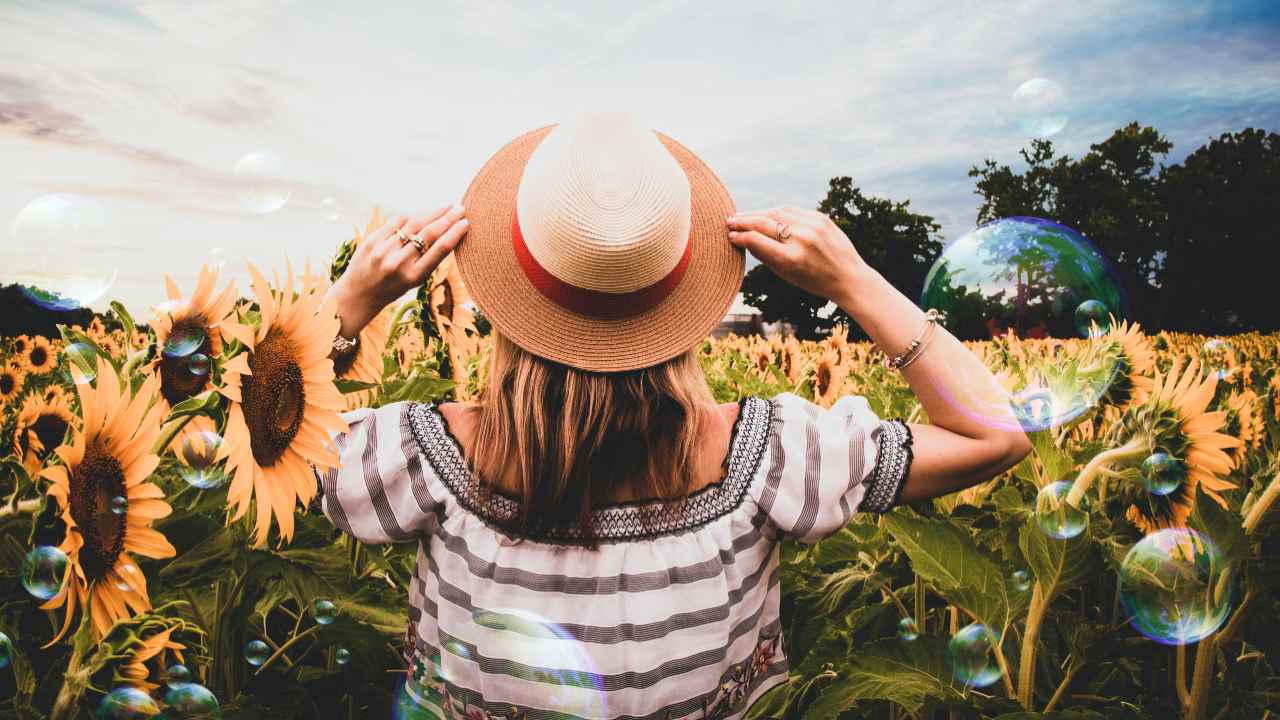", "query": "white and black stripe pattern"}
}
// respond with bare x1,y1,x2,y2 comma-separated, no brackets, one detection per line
309,391,911,718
